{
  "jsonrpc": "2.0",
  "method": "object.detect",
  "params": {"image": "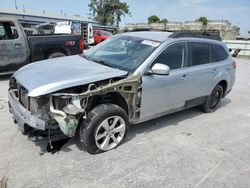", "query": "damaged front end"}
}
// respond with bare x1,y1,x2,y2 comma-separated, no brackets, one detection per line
10,74,142,137
49,74,142,137
49,95,85,137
